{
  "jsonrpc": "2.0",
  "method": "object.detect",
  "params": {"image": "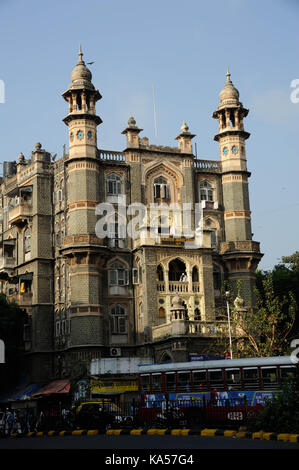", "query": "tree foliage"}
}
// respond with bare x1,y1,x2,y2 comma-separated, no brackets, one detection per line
0,294,28,389
248,377,299,433
209,274,296,358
